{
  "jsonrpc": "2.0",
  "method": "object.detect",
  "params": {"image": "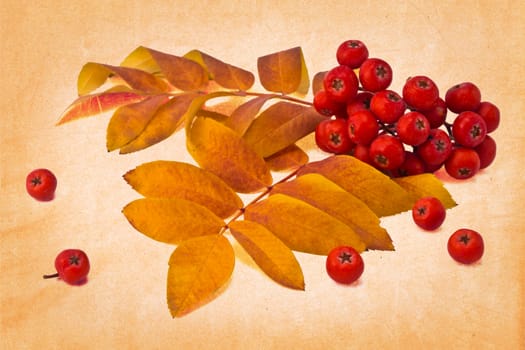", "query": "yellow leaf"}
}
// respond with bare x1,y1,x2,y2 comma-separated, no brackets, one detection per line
184,50,254,90
271,173,394,250
393,174,457,209
229,220,305,290
265,144,309,171
106,95,170,152
244,194,366,255
298,155,413,217
187,116,273,193
167,234,235,317
242,102,325,158
122,198,225,244
120,46,159,74
124,160,243,219
257,47,309,94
